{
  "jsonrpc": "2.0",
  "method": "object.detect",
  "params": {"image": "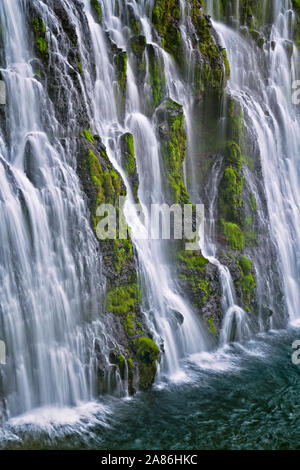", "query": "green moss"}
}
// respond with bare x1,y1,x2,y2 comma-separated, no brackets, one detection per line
242,274,256,306
160,100,191,204
130,35,146,56
36,37,47,53
113,48,127,118
91,0,102,23
239,256,253,275
177,250,208,271
207,317,217,335
136,337,160,390
121,133,136,176
232,255,256,310
113,238,133,274
148,44,166,109
225,141,243,170
110,352,126,379
219,165,244,222
124,313,135,336
32,18,48,60
198,279,212,303
127,357,135,394
222,221,245,251
84,146,124,229
117,354,126,379
292,0,300,45
130,18,141,35
190,3,226,91
152,0,183,63
106,283,141,316
218,97,254,250
223,253,257,310
177,248,212,311
250,193,258,211
78,59,83,74
222,48,230,78
84,128,95,144
32,18,46,34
